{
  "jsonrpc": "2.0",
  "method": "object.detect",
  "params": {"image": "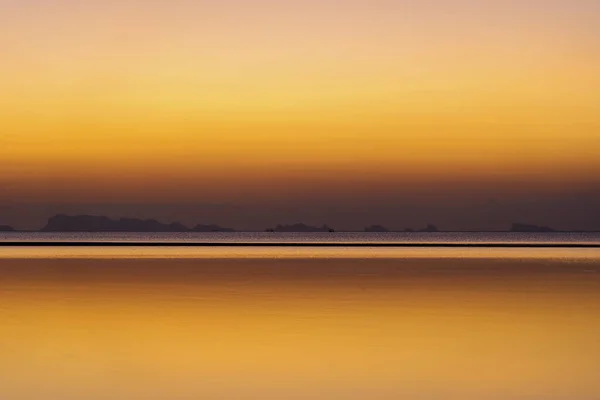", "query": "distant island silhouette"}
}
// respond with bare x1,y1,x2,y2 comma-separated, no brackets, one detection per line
365,224,439,233
267,223,335,233
510,223,555,233
2,214,591,233
365,225,389,232
418,224,439,232
41,214,234,233
193,224,235,232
